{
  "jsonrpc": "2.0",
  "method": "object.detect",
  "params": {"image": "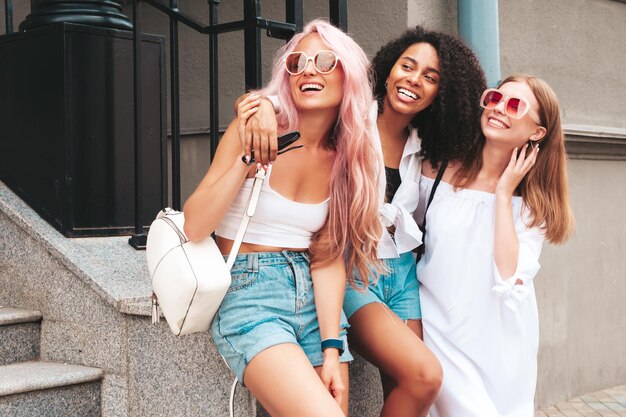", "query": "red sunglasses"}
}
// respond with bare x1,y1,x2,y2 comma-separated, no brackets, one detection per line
480,88,540,124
